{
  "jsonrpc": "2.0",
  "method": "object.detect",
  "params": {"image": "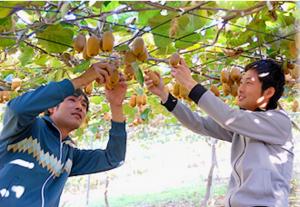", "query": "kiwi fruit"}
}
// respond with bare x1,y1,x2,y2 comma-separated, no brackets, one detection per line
102,31,114,52
131,37,145,56
129,94,137,108
73,34,86,53
145,70,160,86
87,36,100,57
169,53,180,67
210,85,220,97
